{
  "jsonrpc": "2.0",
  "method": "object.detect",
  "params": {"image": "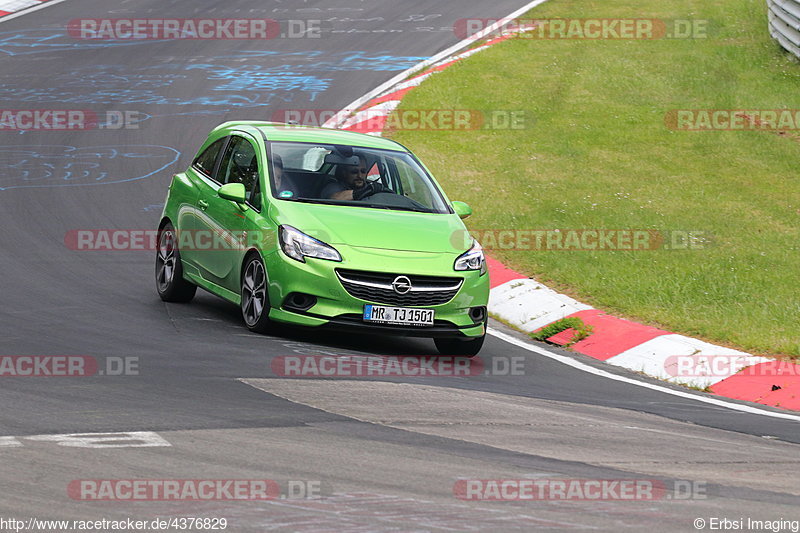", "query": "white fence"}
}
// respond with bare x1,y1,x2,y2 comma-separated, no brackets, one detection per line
769,0,800,58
